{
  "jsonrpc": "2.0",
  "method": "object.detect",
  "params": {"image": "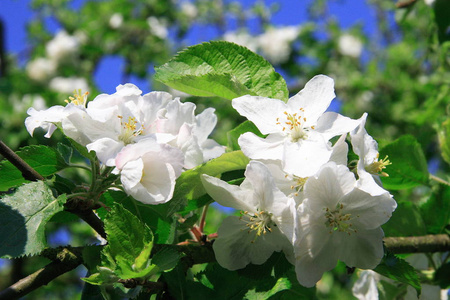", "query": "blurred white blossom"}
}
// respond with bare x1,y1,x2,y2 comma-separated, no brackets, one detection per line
147,16,169,39
49,77,89,94
109,13,123,29
26,58,57,82
223,31,259,52
46,30,81,62
338,34,363,58
258,26,299,64
180,1,198,19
